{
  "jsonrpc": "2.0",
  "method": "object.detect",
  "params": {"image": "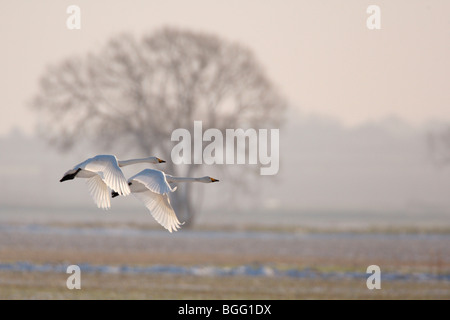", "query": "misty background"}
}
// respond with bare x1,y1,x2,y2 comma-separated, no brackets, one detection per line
2,112,450,215
1,1,450,228
1,1,450,301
